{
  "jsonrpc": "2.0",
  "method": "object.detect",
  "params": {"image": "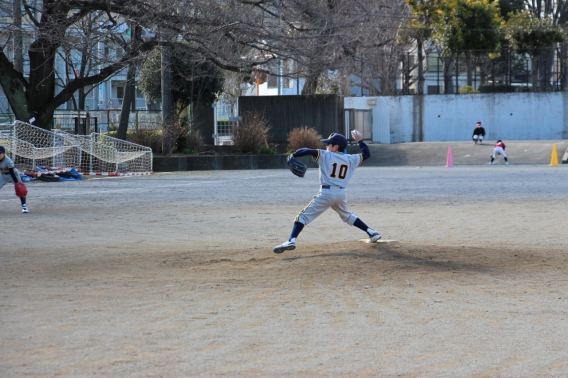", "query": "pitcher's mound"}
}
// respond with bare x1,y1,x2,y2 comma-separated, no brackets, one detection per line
359,239,398,243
